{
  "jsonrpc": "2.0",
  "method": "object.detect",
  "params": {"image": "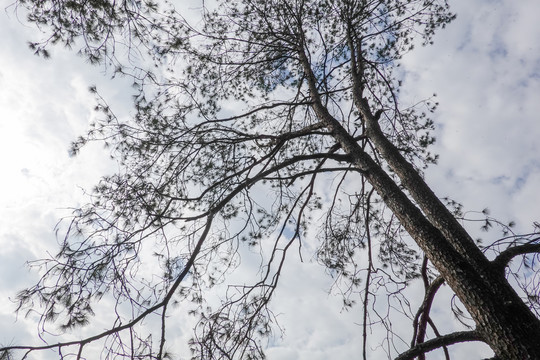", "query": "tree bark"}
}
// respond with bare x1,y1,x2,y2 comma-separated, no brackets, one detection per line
356,130,540,360
297,41,540,359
